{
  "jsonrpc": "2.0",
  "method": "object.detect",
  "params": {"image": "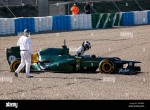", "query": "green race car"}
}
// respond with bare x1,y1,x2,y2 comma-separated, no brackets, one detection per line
6,41,141,74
